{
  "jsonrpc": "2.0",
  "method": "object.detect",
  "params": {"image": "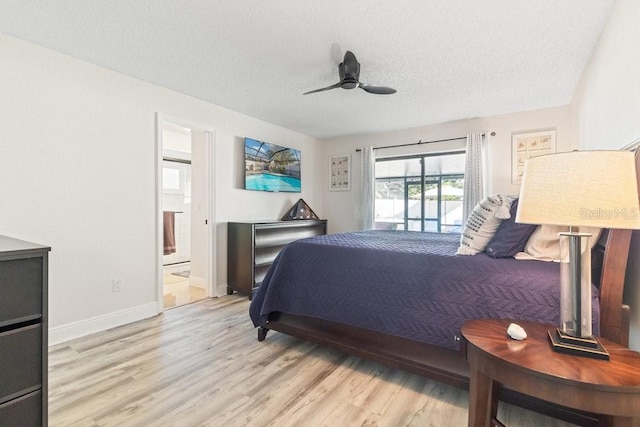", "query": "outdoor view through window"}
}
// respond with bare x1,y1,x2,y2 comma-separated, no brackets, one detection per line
375,151,465,233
